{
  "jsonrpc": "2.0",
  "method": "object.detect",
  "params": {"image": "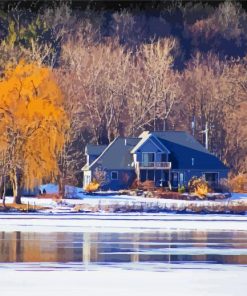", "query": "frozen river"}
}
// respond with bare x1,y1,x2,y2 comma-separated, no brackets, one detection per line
1,230,247,269
0,215,247,295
